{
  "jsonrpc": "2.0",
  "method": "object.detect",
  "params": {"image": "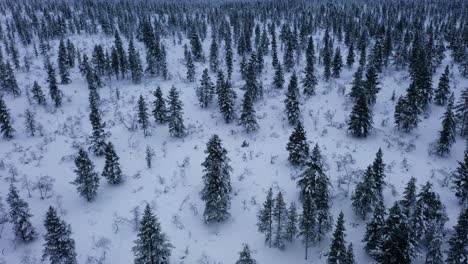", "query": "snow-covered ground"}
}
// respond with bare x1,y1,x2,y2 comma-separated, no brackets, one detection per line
0,30,466,263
